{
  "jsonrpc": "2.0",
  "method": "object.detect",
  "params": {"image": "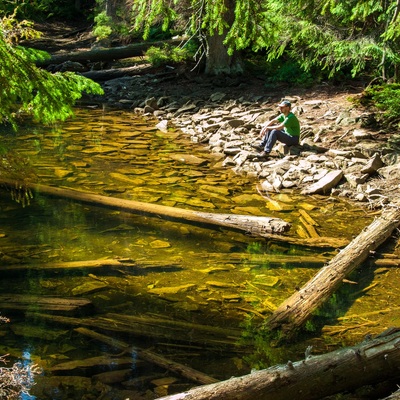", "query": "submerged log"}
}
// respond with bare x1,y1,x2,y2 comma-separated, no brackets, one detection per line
0,257,181,275
50,355,136,373
265,206,400,336
157,329,400,400
0,294,92,314
74,327,219,385
0,178,290,238
26,312,242,349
